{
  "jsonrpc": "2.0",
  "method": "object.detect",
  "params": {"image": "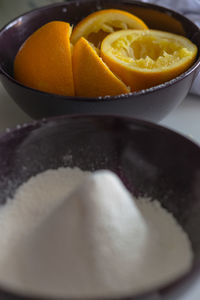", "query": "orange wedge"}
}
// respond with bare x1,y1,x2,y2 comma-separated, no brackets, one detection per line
101,29,198,92
14,21,74,96
71,9,148,48
72,37,130,97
